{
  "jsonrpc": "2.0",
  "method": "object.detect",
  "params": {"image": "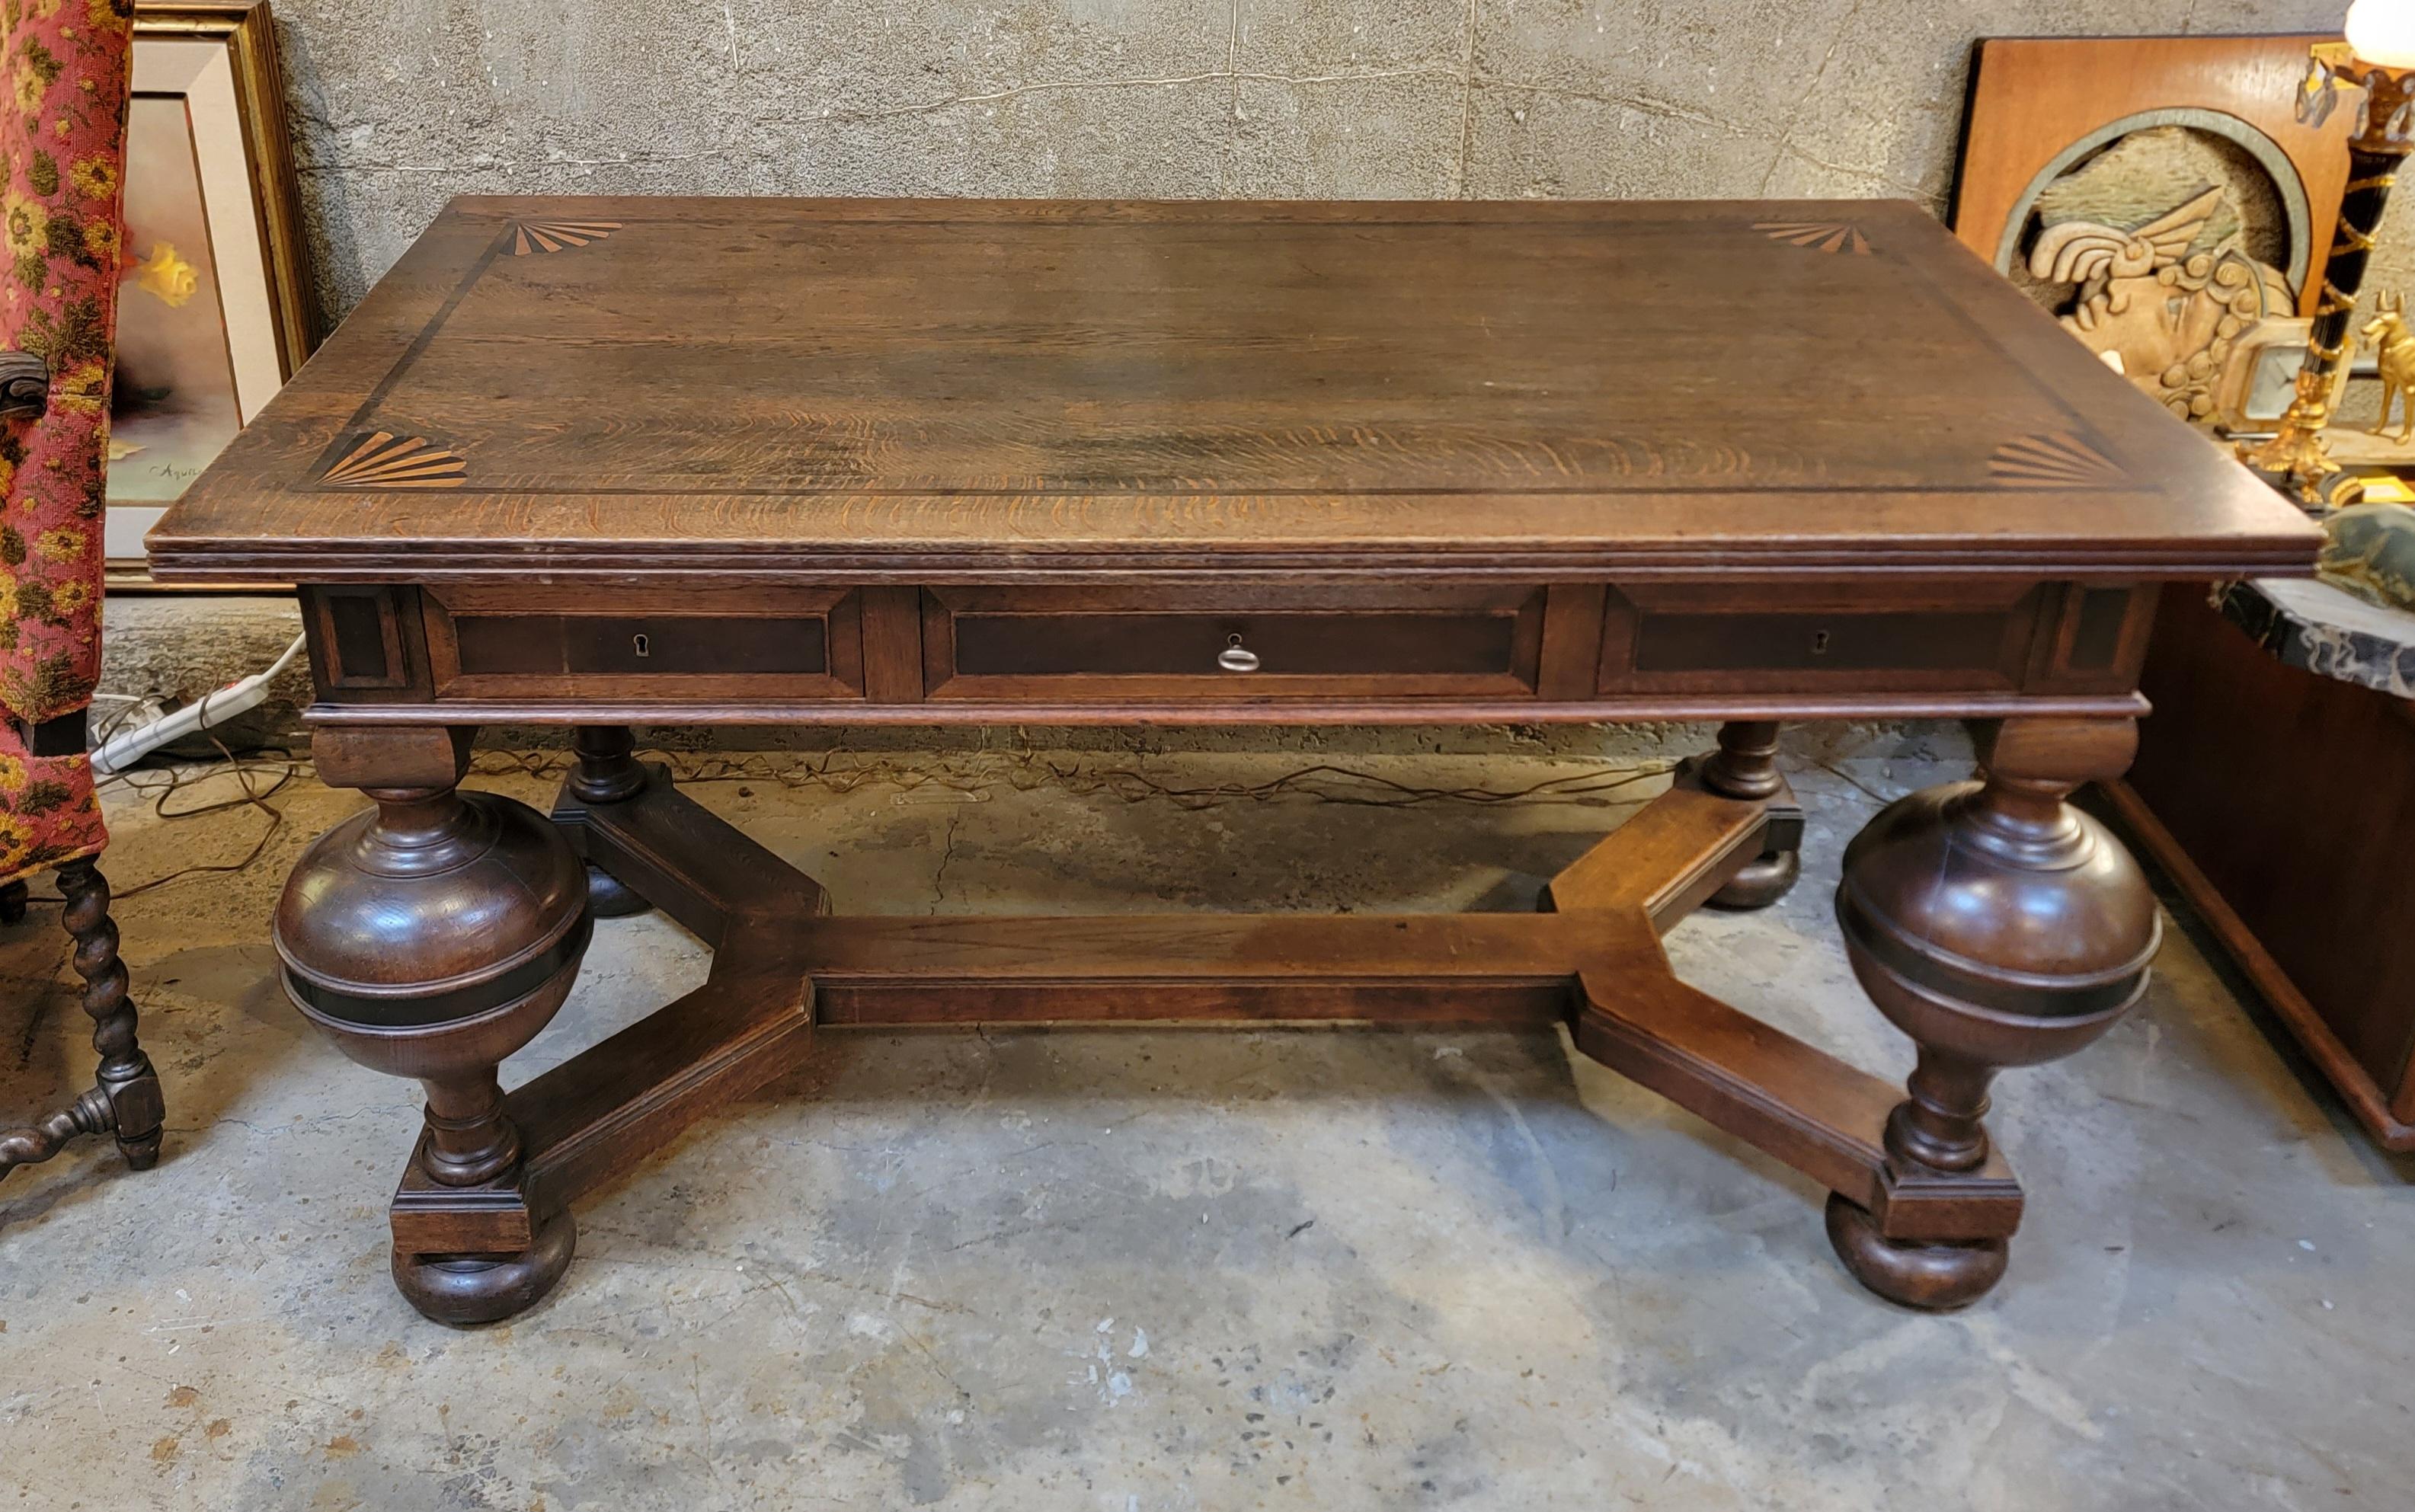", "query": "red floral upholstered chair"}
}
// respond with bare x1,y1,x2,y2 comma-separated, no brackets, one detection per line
0,0,162,1182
